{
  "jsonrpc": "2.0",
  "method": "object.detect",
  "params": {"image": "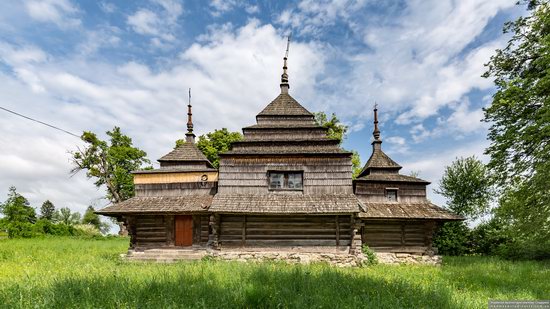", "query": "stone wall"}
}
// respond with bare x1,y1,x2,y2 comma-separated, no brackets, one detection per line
209,250,365,267
375,252,442,265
